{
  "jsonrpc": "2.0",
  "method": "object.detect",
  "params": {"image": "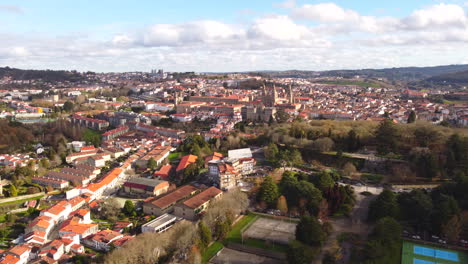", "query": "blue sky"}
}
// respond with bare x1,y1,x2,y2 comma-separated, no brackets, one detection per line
1,0,468,72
